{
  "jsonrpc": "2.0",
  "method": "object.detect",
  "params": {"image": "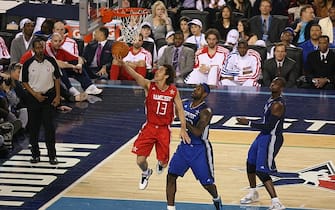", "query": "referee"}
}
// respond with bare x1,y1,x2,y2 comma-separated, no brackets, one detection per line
22,38,61,165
